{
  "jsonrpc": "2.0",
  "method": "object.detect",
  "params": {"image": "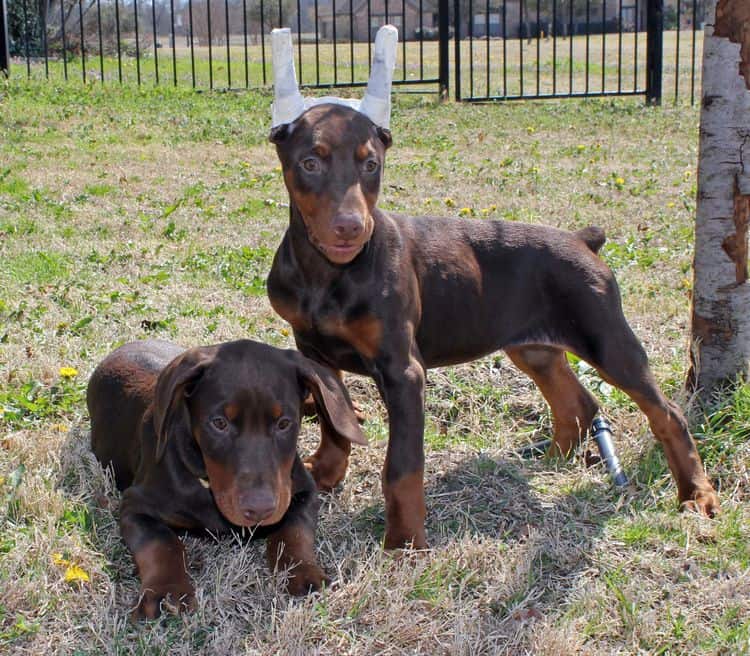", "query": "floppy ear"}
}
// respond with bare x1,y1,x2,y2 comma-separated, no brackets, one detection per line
152,346,216,462
295,356,368,446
